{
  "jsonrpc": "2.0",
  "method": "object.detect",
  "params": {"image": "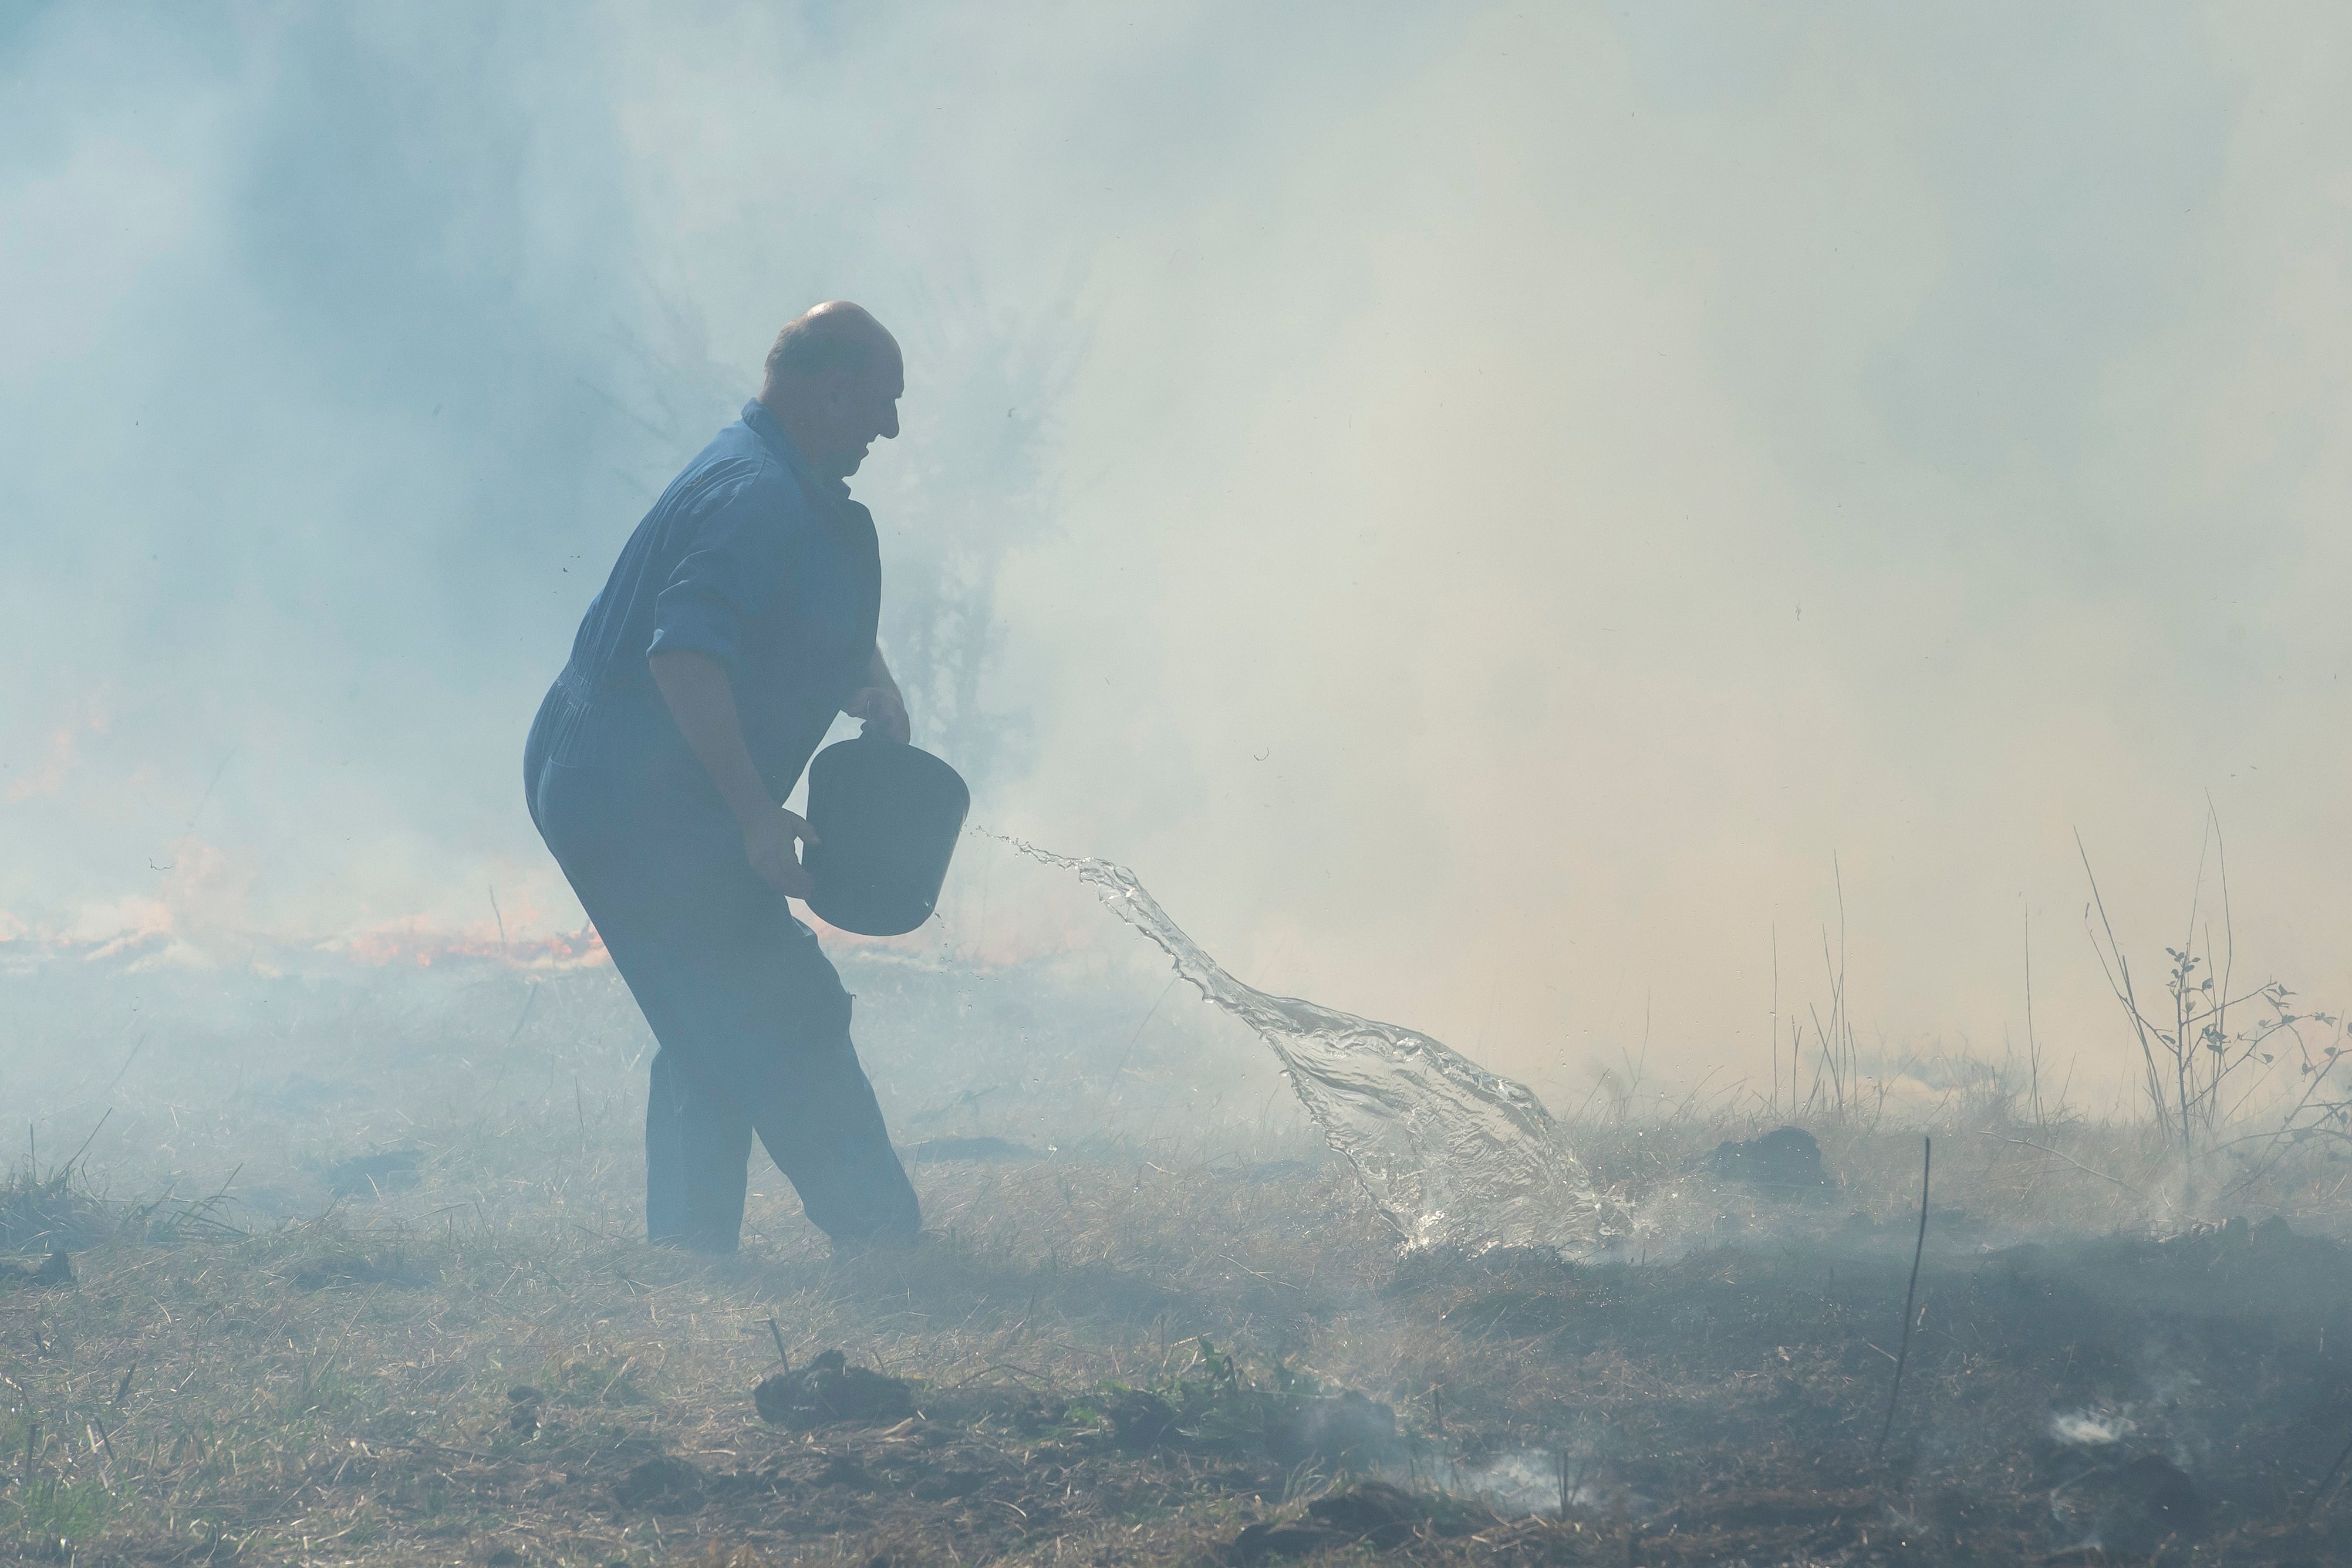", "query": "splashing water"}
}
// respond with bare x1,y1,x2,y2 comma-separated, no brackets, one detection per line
996,836,1603,1256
